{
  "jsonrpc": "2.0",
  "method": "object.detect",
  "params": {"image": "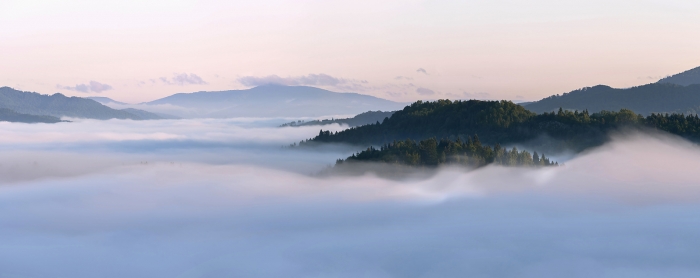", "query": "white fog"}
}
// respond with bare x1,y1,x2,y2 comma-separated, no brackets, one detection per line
0,119,699,277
